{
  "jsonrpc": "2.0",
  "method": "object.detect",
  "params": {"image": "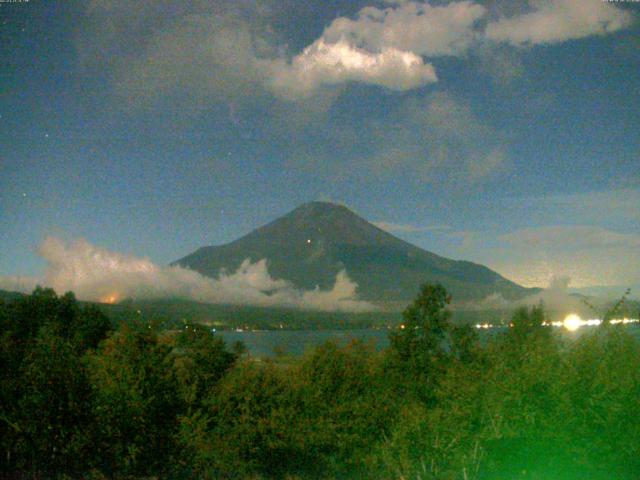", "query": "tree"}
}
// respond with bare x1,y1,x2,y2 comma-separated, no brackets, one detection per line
0,288,110,476
15,327,94,477
86,322,181,477
508,302,550,345
388,283,452,401
583,288,632,325
172,322,238,406
382,285,486,479
73,304,113,352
